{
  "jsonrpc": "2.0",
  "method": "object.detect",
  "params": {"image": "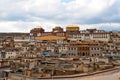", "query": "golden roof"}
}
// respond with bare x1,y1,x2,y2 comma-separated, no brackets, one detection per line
66,25,79,31
36,25,41,29
35,36,65,40
67,25,79,27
